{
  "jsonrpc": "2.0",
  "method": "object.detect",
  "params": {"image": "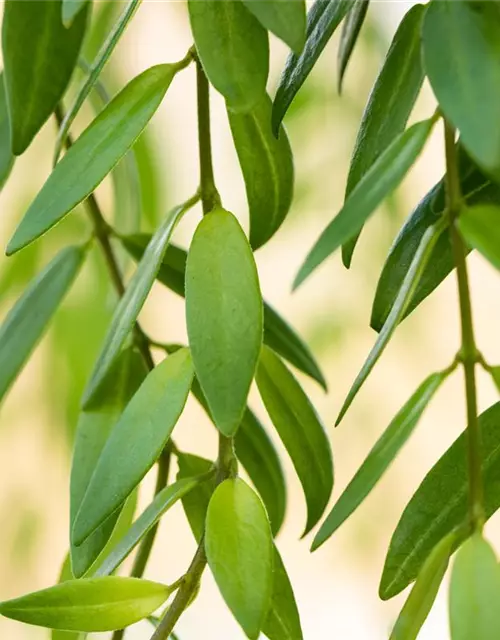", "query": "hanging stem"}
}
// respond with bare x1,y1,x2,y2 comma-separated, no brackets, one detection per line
196,58,220,214
444,120,485,531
